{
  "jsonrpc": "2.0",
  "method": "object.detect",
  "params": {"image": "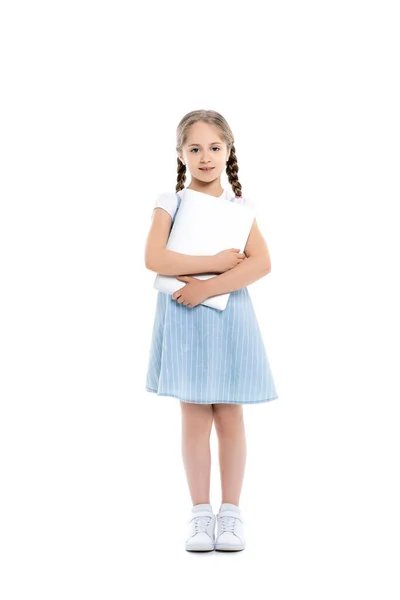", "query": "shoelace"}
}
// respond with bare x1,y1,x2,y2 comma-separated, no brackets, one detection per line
192,515,212,533
218,515,237,533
